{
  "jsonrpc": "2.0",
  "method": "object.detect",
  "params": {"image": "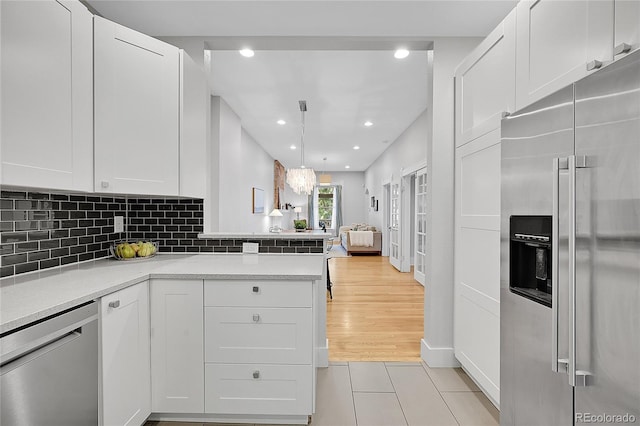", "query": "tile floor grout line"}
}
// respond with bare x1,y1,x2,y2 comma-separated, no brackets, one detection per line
383,362,410,426
419,360,462,426
347,362,359,426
